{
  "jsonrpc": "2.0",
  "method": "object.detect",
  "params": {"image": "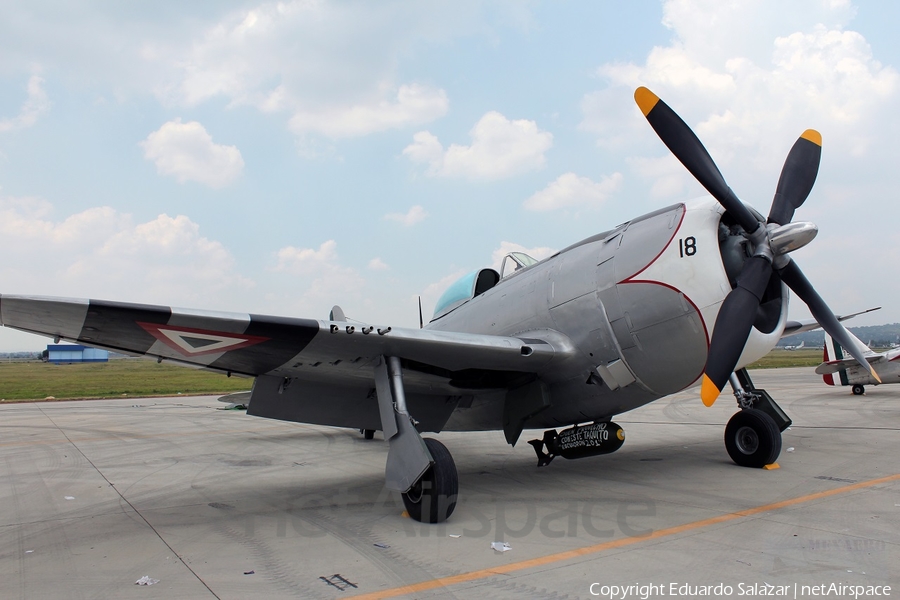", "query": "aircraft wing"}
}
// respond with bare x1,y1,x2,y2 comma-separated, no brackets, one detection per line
782,306,881,337
0,295,567,389
815,353,887,375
